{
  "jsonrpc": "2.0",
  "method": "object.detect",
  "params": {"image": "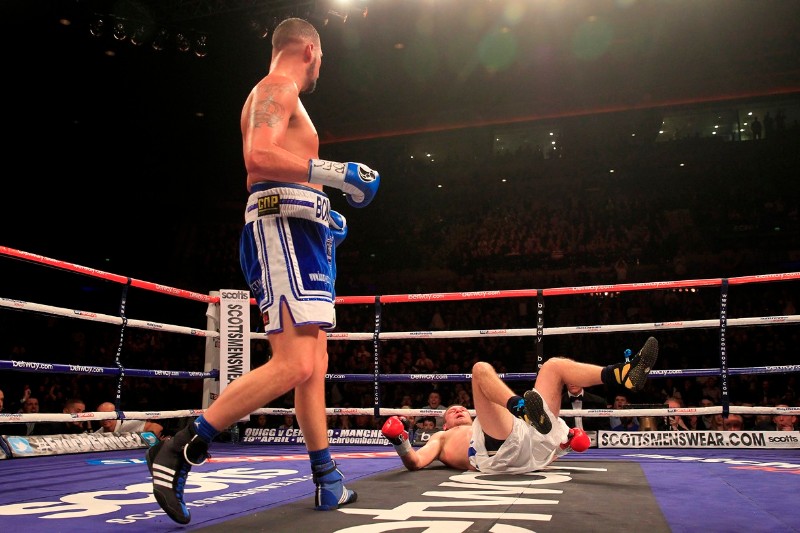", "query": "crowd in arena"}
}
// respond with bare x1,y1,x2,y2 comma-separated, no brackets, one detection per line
1,103,798,435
